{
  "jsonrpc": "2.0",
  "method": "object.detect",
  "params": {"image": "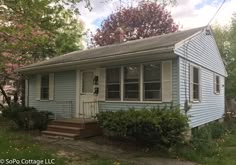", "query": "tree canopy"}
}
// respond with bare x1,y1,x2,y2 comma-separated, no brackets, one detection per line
213,13,236,98
0,0,88,105
93,1,178,46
